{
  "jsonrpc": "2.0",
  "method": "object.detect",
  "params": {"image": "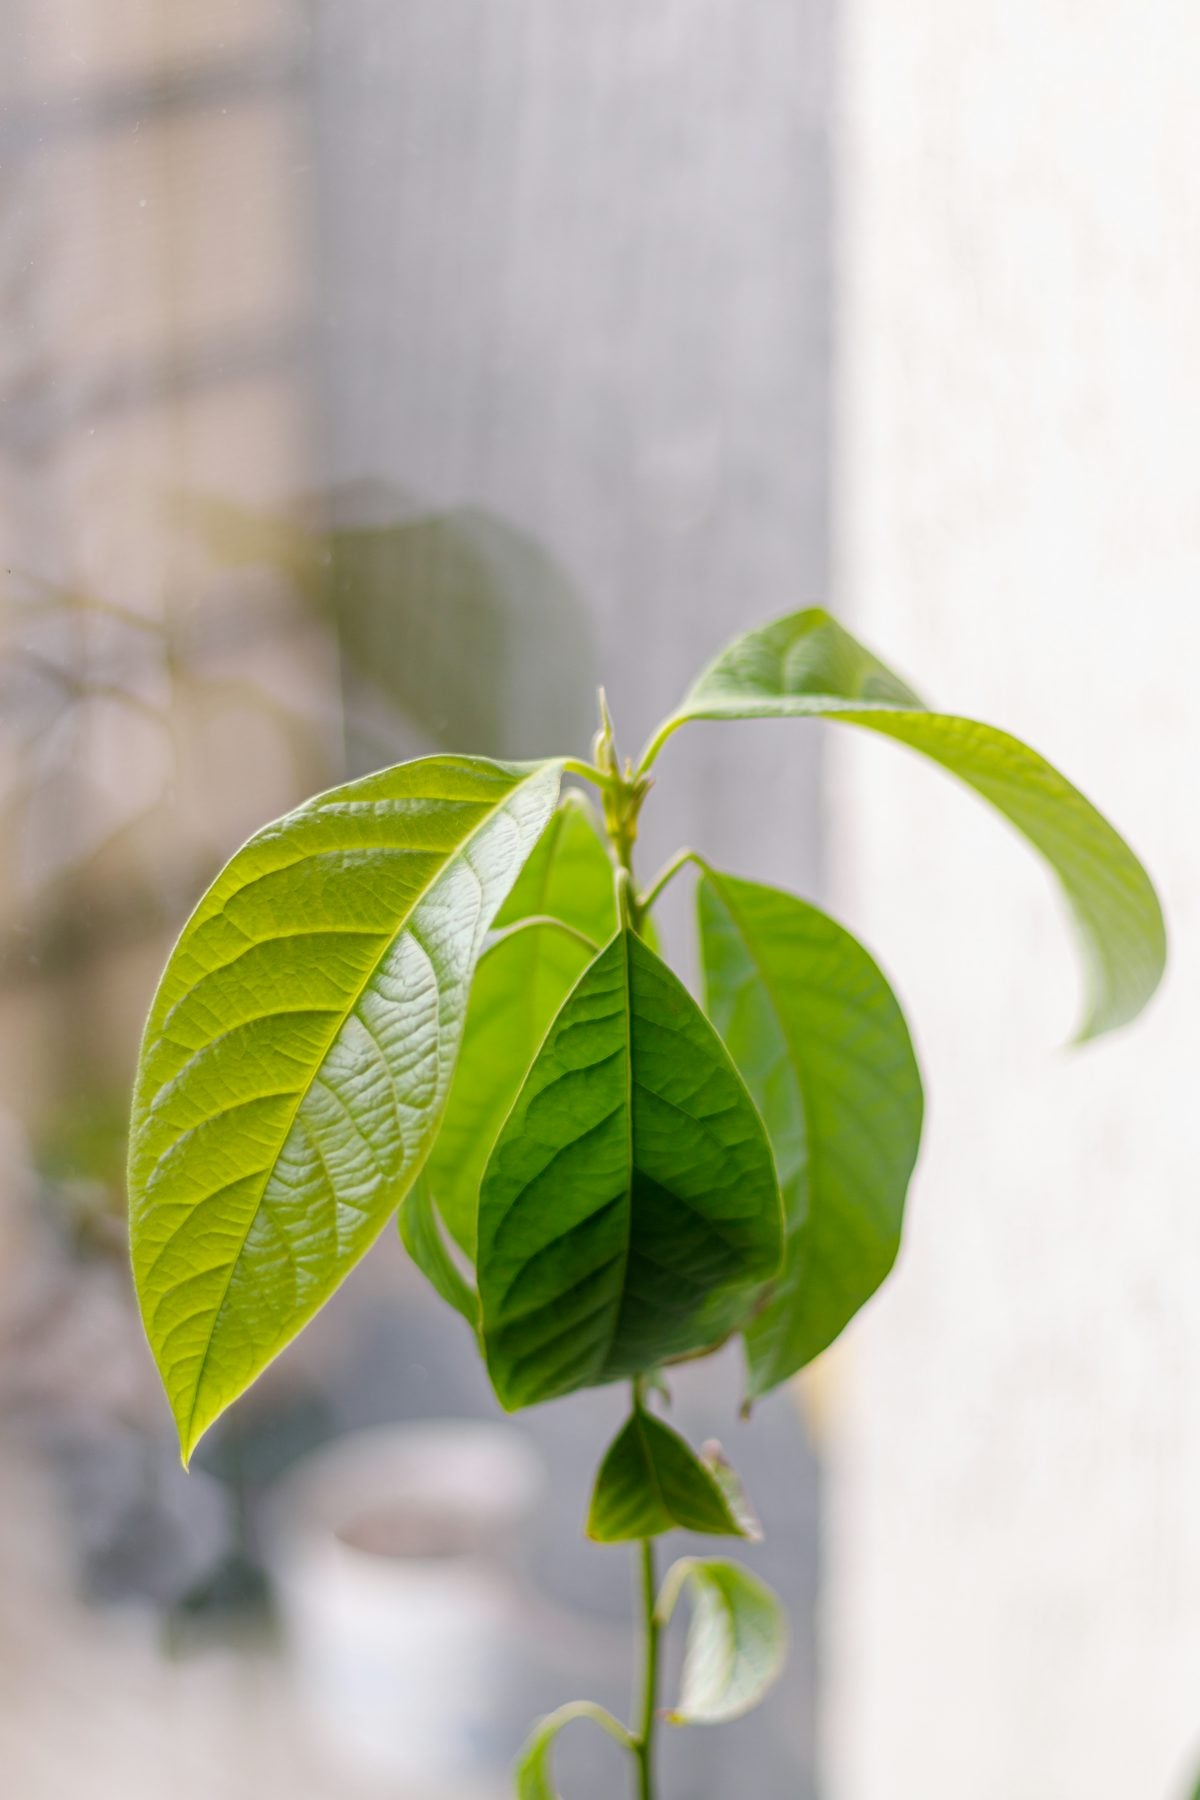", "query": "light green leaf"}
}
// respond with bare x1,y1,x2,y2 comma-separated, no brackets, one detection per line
698,868,923,1396
515,1701,633,1798
428,794,616,1257
398,1177,478,1329
642,608,1165,1039
477,930,784,1410
129,755,561,1462
657,1557,788,1726
586,1407,758,1543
